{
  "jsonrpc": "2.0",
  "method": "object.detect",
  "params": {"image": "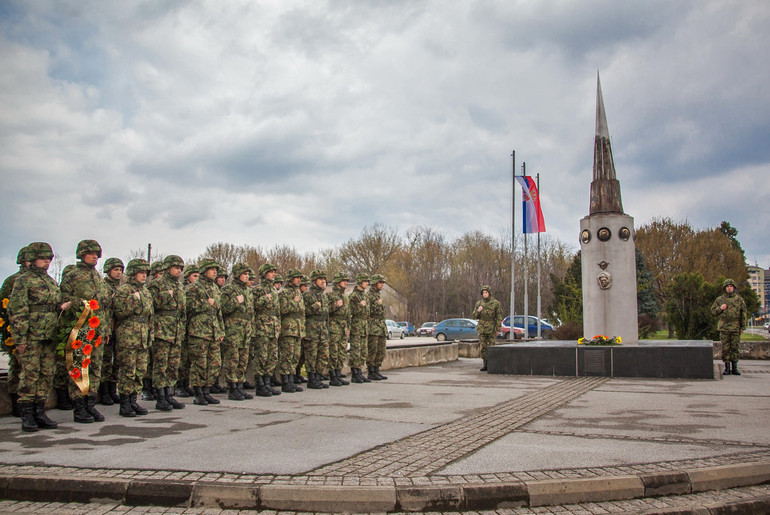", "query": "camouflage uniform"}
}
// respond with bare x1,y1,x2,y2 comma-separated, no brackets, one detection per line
148,255,187,410
112,259,153,416
302,270,330,389
221,263,254,400
366,274,388,380
8,242,61,432
348,274,370,383
99,257,123,405
0,246,28,414
177,264,199,396
278,269,305,392
186,259,225,405
326,273,350,386
252,264,281,396
710,279,747,375
474,285,503,370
